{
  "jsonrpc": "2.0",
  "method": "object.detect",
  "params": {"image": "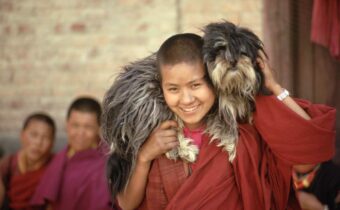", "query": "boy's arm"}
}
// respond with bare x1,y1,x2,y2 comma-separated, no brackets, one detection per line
117,120,178,210
255,52,335,165
257,52,311,120
269,84,311,120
